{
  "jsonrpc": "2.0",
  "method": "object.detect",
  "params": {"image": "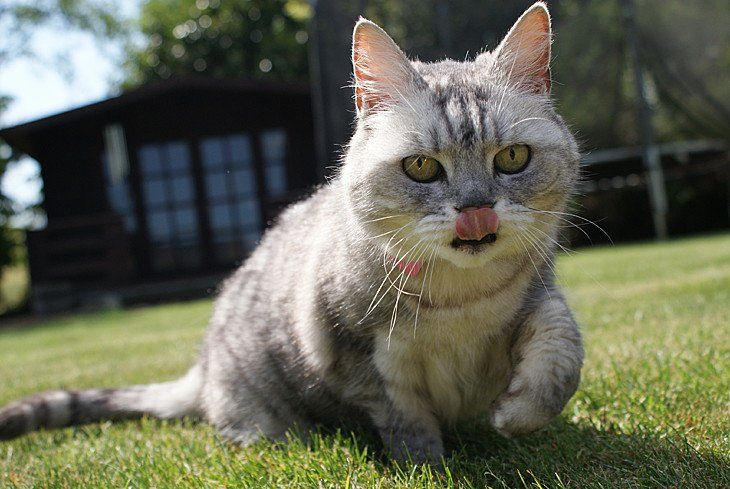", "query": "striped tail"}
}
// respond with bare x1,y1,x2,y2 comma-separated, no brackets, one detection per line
0,366,202,440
